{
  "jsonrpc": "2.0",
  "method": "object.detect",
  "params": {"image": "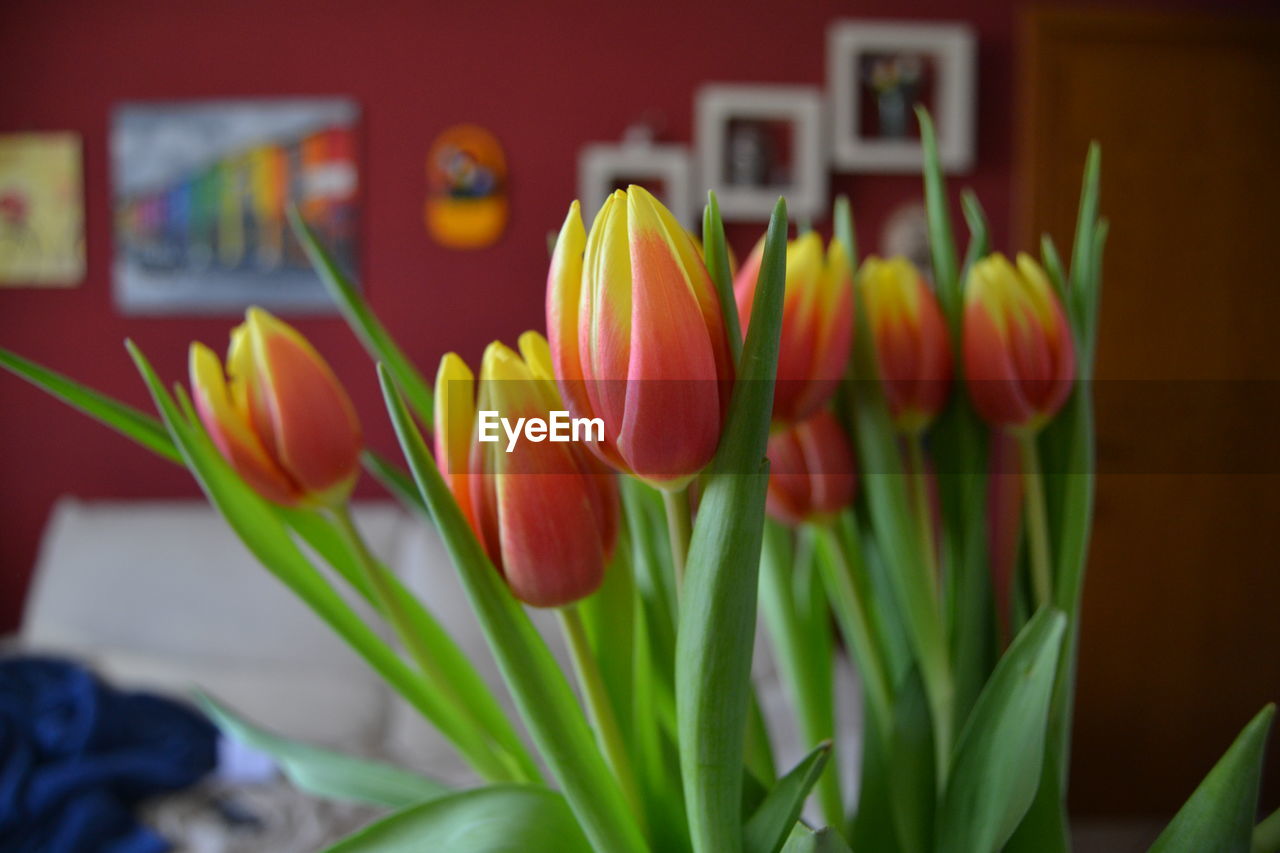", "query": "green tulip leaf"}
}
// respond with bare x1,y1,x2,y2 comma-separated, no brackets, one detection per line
276,505,540,785
620,477,678,732
288,207,435,425
916,106,961,333
960,189,991,277
322,785,592,853
703,190,742,366
1034,145,1105,798
1004,746,1070,853
744,741,833,853
937,607,1066,853
362,449,430,516
1256,805,1280,853
0,346,180,464
761,522,841,825
379,365,646,853
887,665,936,853
849,702,900,853
196,691,447,808
838,194,954,780
1151,704,1276,853
746,689,779,788
676,197,788,853
578,535,638,761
